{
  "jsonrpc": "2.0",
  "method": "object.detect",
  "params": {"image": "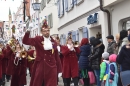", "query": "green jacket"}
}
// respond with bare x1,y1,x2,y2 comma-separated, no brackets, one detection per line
100,62,106,80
